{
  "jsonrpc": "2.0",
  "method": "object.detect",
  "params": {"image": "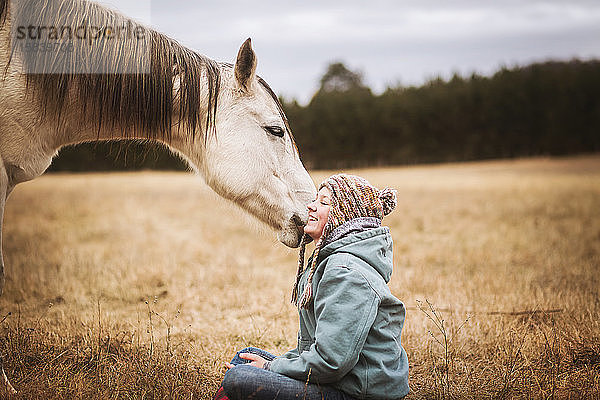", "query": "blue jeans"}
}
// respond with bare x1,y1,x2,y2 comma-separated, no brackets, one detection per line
221,347,356,400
